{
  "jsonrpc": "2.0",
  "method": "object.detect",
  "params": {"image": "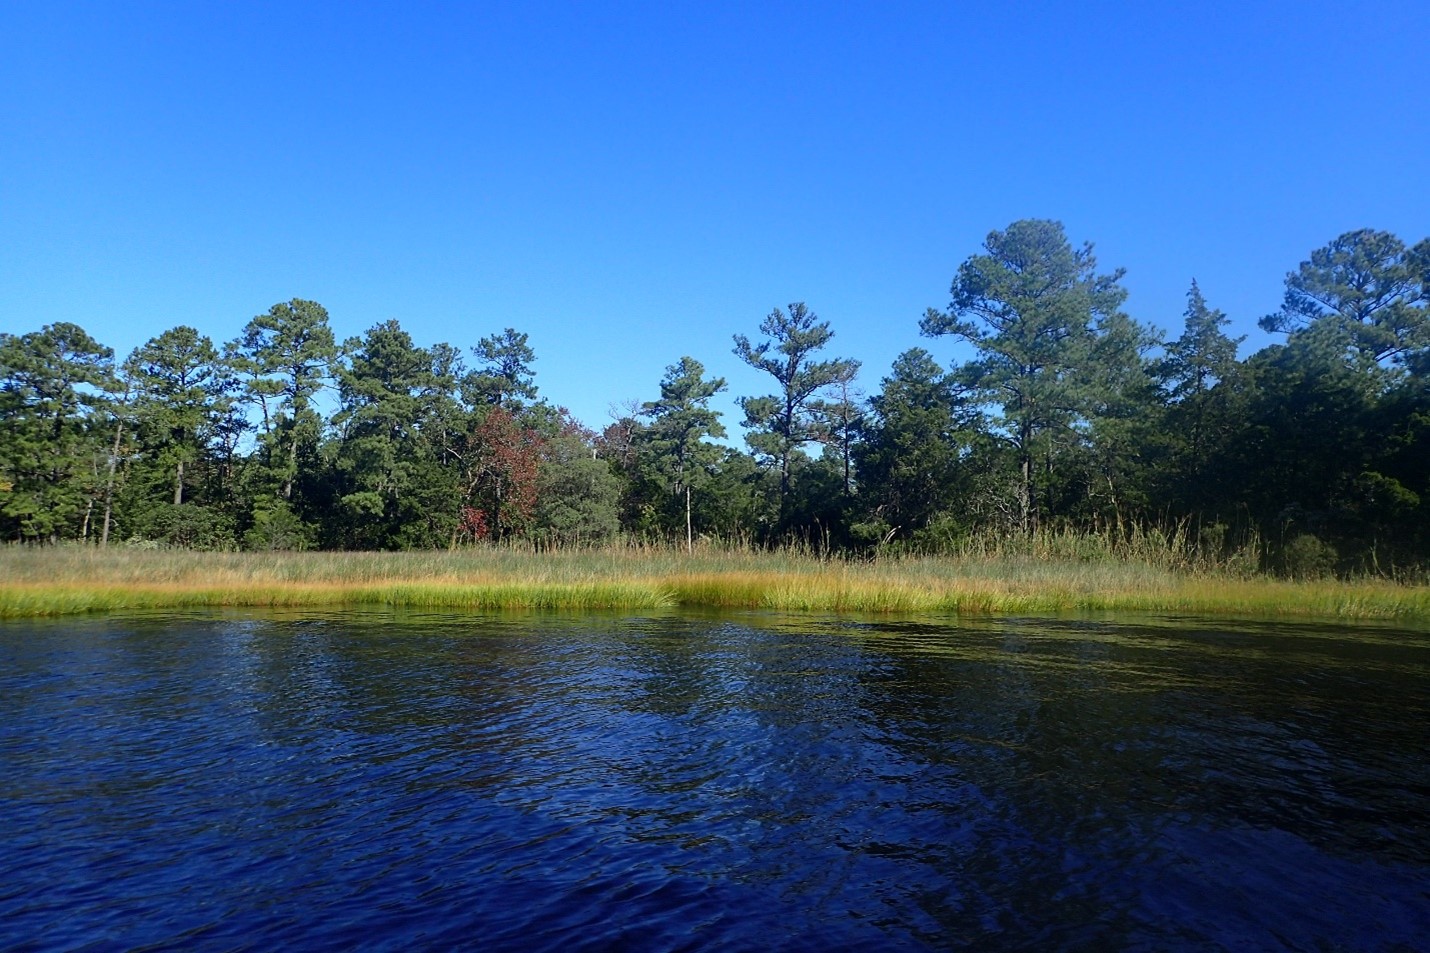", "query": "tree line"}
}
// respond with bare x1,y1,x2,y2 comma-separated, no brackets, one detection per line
3,220,1427,574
